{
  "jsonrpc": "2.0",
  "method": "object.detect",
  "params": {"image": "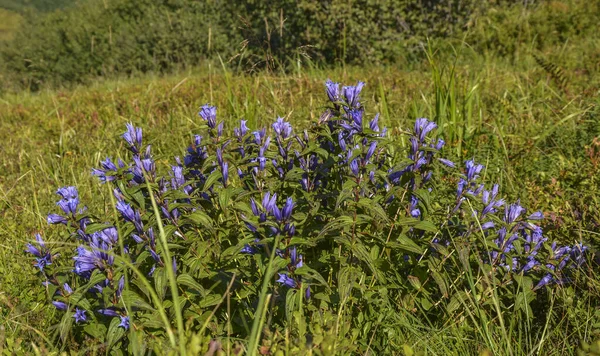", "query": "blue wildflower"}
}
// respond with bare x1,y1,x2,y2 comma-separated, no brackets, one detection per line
26,234,53,272
342,81,365,108
119,316,130,330
52,301,68,310
272,117,293,139
325,79,340,103
73,308,87,324
123,123,143,154
199,105,217,129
